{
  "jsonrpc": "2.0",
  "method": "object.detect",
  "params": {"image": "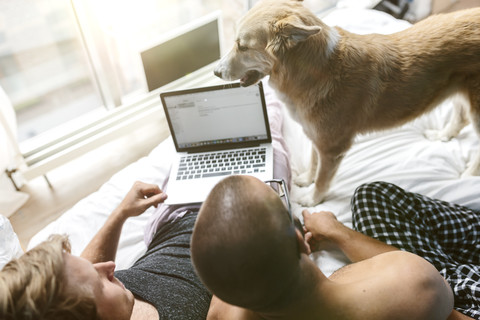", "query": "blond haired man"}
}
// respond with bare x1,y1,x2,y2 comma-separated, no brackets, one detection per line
0,181,211,319
0,79,290,320
0,234,99,319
